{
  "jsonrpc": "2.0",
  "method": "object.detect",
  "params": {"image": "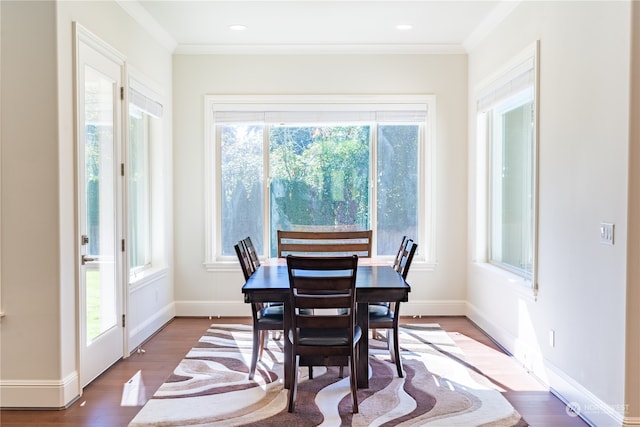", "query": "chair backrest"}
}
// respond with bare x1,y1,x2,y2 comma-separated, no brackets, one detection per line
394,239,418,279
234,241,254,281
241,236,261,269
392,235,409,269
286,255,359,336
277,230,372,258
